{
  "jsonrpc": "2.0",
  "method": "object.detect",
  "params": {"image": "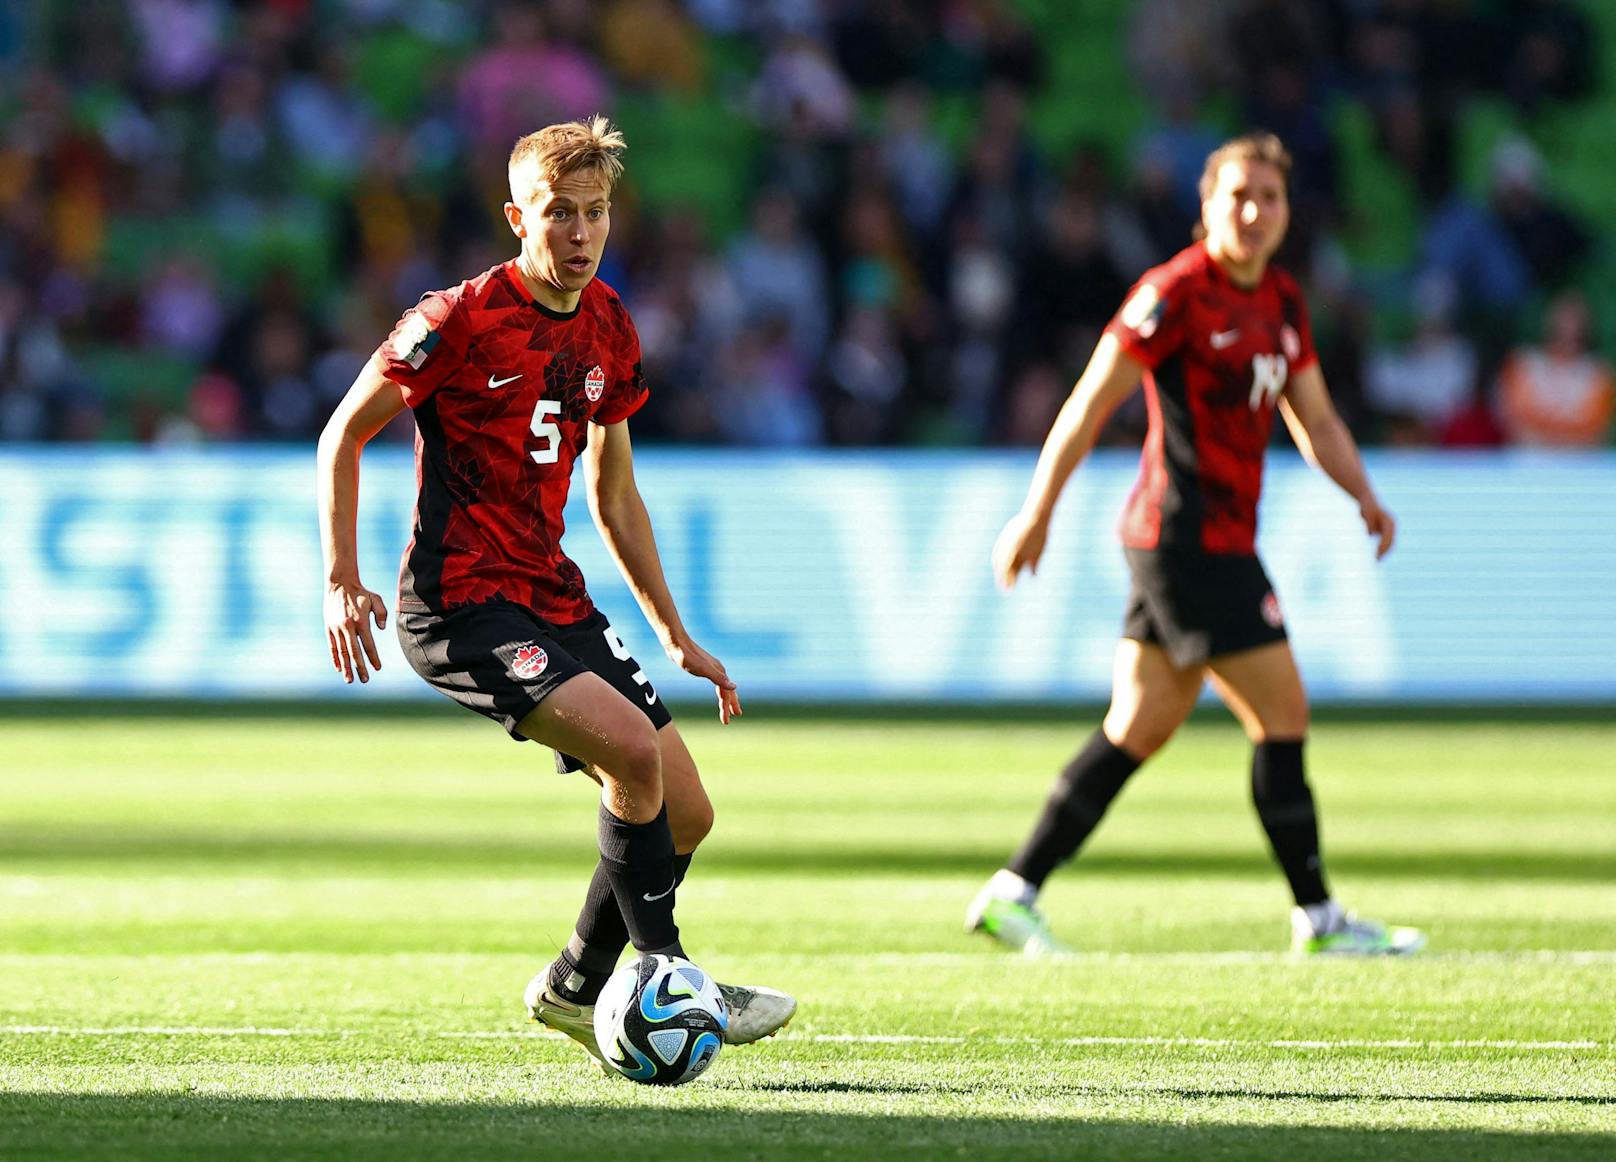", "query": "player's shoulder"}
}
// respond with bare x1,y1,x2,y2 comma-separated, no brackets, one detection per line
416,262,534,333
1264,261,1307,301
1141,243,1212,294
